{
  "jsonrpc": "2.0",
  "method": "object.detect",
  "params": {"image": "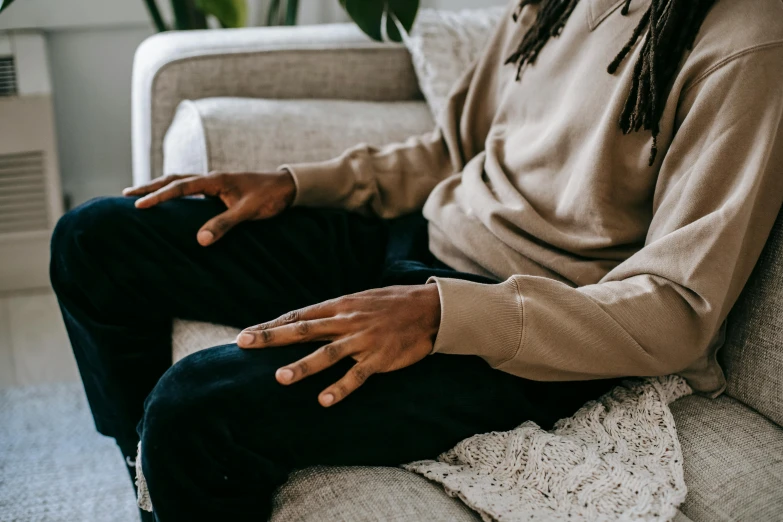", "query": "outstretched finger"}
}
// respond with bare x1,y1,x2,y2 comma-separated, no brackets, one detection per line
236,317,342,348
122,174,193,197
319,362,376,407
134,176,217,209
197,205,249,246
274,338,357,385
243,299,341,333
